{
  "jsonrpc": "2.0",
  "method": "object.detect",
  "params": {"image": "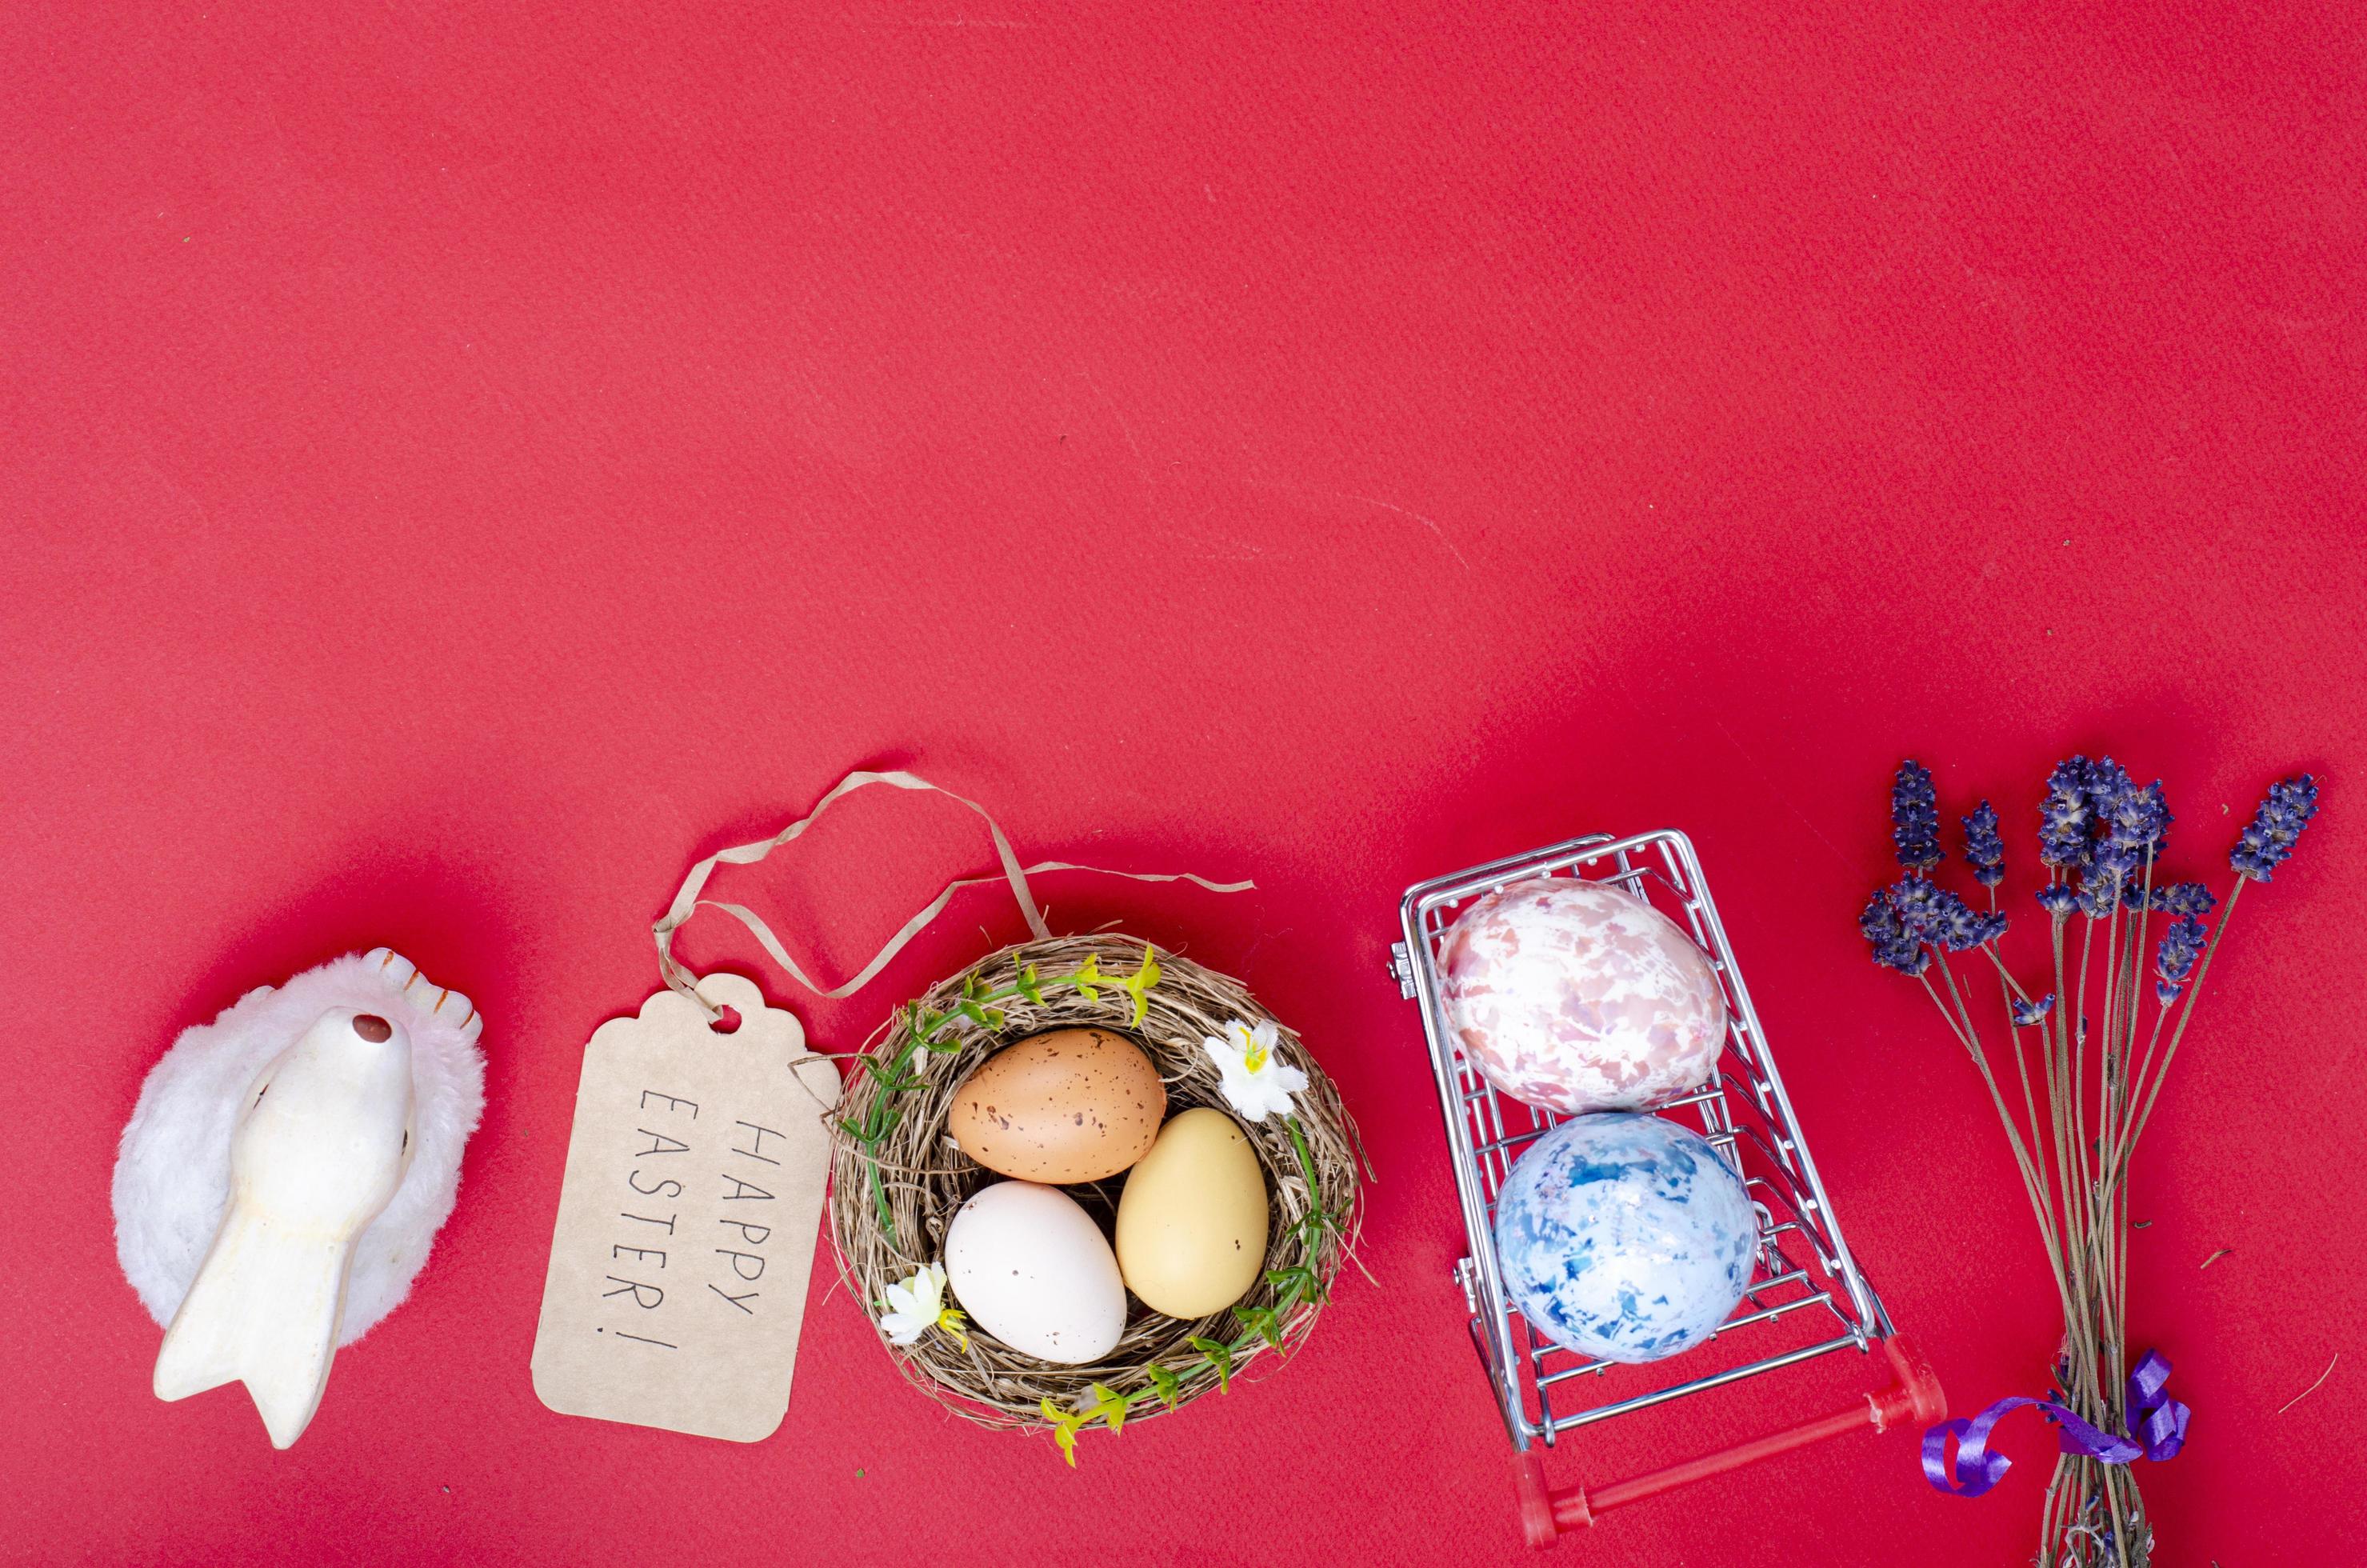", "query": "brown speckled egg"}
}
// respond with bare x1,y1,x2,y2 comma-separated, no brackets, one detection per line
946,1028,1166,1183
